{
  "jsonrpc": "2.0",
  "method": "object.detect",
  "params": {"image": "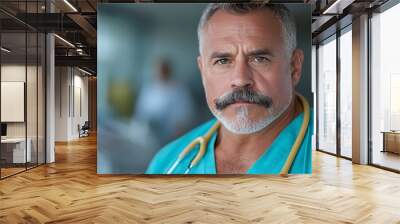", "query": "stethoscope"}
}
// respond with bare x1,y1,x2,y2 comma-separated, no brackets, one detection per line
166,93,310,176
